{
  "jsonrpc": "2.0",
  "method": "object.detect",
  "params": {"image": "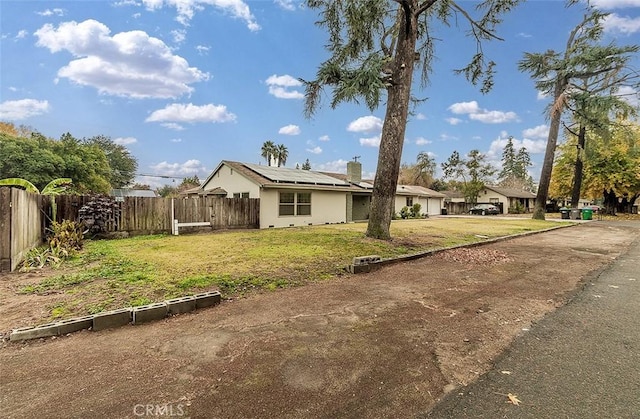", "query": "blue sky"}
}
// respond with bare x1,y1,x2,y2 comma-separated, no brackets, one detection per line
1,0,639,188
